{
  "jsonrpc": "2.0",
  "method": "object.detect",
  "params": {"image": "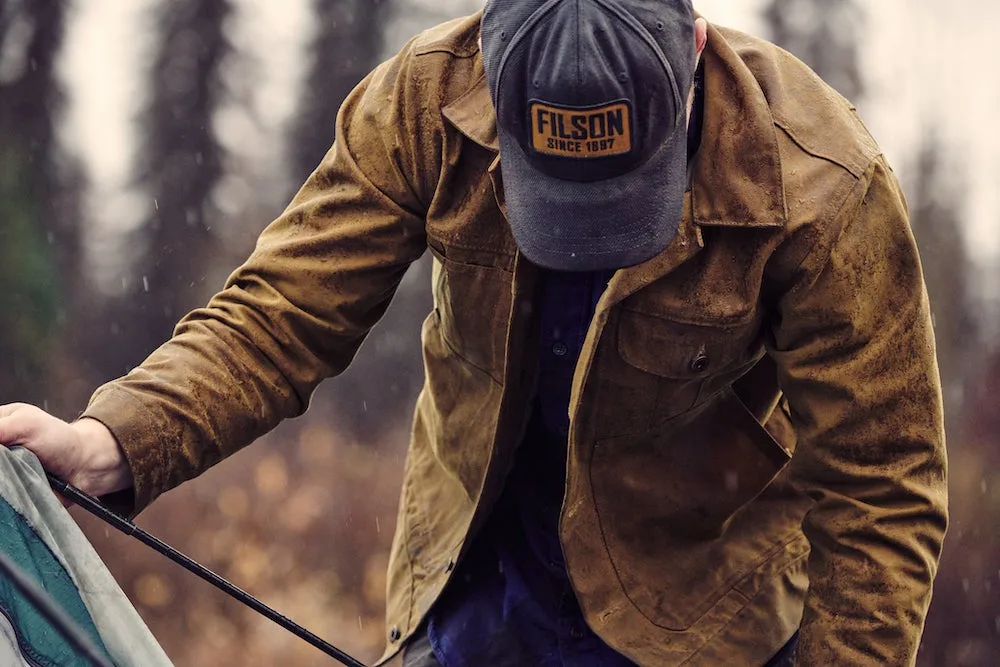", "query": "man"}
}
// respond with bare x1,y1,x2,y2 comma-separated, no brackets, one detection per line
0,1,947,665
